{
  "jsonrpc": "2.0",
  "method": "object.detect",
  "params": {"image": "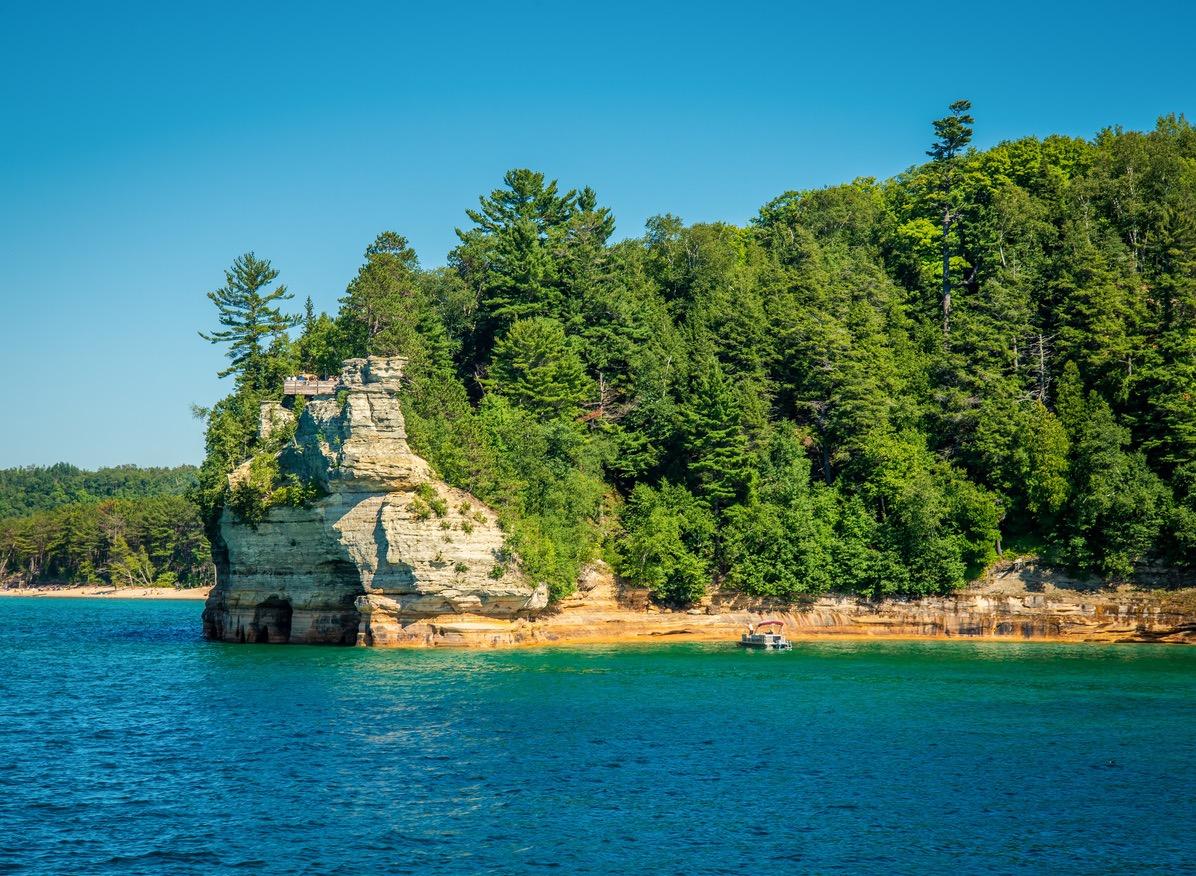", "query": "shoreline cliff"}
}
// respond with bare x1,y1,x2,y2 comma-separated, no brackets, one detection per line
330,560,1196,648
203,356,546,645
202,355,1196,648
